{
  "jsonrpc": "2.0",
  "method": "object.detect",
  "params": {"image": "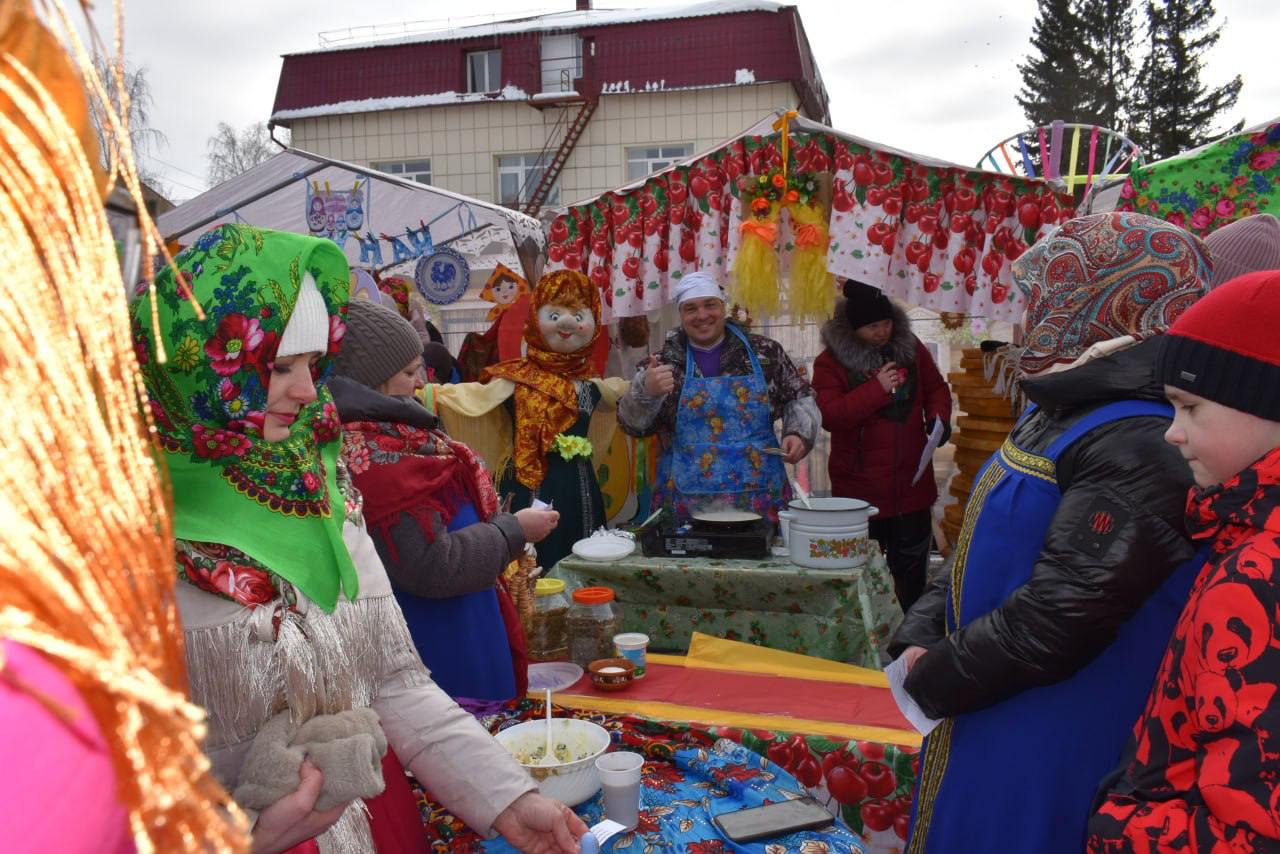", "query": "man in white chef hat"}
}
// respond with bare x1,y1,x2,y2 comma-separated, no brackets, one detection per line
617,271,819,522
